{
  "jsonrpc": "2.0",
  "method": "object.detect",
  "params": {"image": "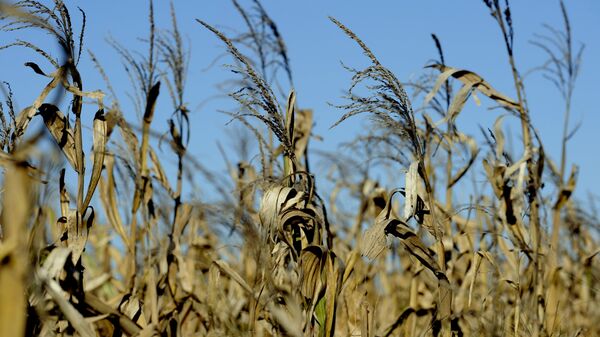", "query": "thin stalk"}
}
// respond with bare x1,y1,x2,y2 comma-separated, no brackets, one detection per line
489,5,544,335
69,65,85,213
